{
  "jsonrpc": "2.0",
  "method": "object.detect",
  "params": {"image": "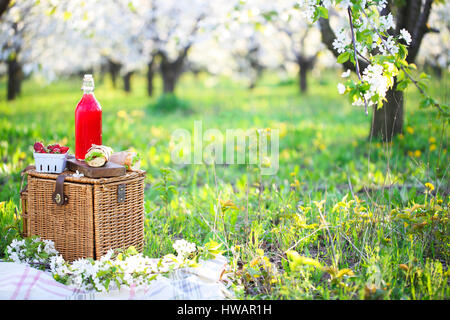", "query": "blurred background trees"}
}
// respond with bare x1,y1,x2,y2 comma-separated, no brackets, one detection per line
0,0,448,139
